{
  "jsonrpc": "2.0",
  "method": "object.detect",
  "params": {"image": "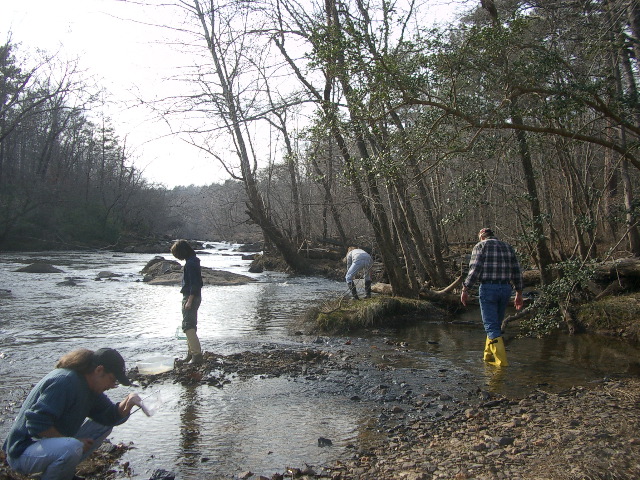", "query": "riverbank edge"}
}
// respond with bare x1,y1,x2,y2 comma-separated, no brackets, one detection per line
313,375,640,480
252,252,640,342
3,360,638,480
